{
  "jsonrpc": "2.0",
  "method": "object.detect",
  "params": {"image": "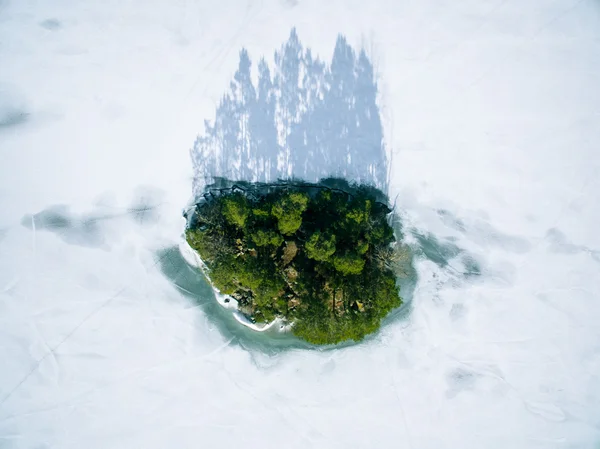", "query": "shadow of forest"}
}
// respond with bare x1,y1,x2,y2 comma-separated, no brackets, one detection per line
190,28,388,196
